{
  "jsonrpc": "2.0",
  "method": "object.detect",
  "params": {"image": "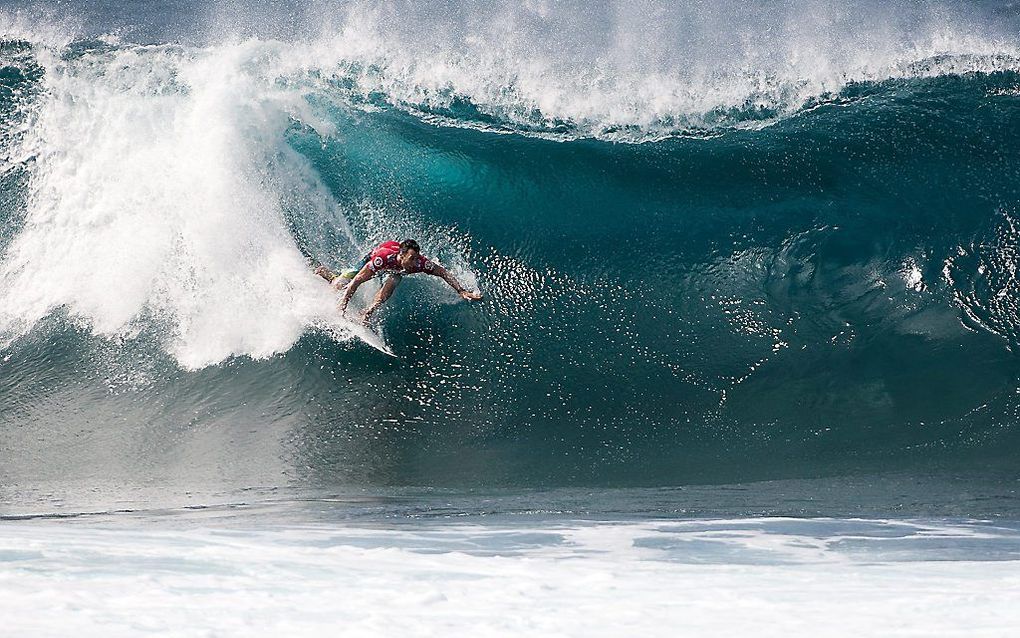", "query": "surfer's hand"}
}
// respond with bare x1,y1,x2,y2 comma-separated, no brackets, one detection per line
361,303,380,324
460,290,482,301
